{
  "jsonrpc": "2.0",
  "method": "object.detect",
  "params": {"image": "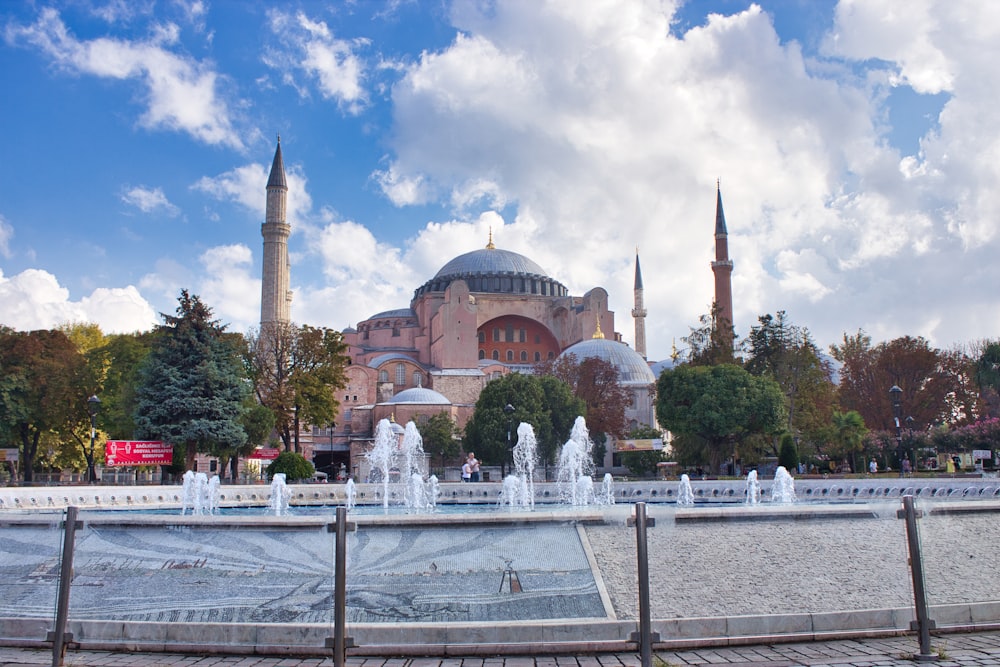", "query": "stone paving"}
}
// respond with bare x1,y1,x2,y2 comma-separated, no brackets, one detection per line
2,630,1000,666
